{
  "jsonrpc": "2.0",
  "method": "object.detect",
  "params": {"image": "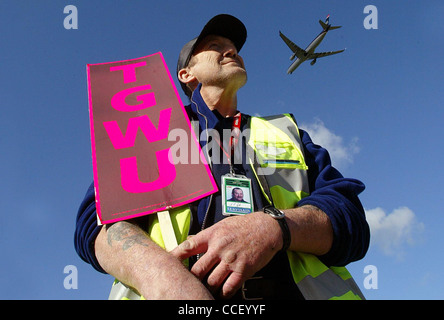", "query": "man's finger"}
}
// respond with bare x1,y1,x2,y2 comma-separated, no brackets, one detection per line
206,261,231,293
190,251,220,281
170,234,208,260
221,271,245,299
